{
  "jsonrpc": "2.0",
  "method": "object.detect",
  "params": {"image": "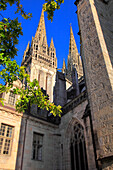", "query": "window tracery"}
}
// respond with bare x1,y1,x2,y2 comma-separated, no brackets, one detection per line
70,122,88,170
